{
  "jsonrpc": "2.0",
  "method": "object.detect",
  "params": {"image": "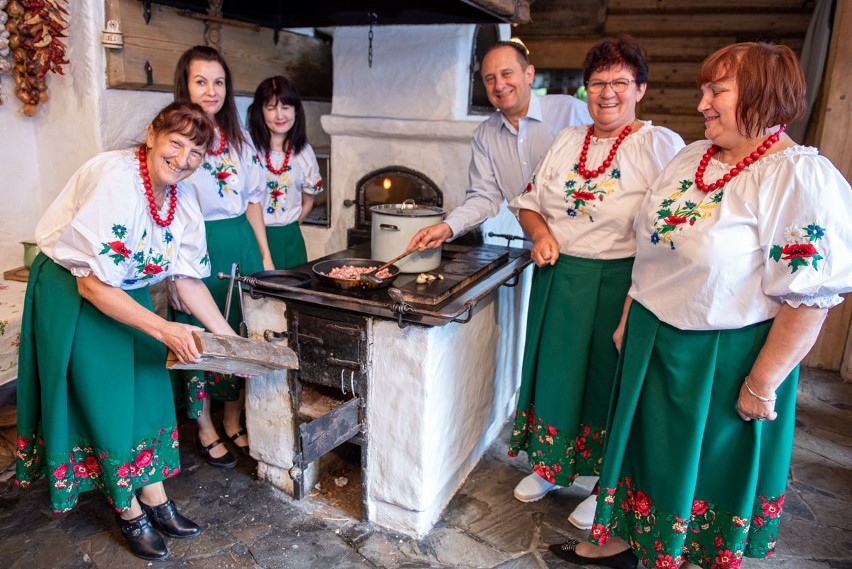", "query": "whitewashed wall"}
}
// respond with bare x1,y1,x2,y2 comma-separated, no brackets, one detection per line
0,0,330,270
